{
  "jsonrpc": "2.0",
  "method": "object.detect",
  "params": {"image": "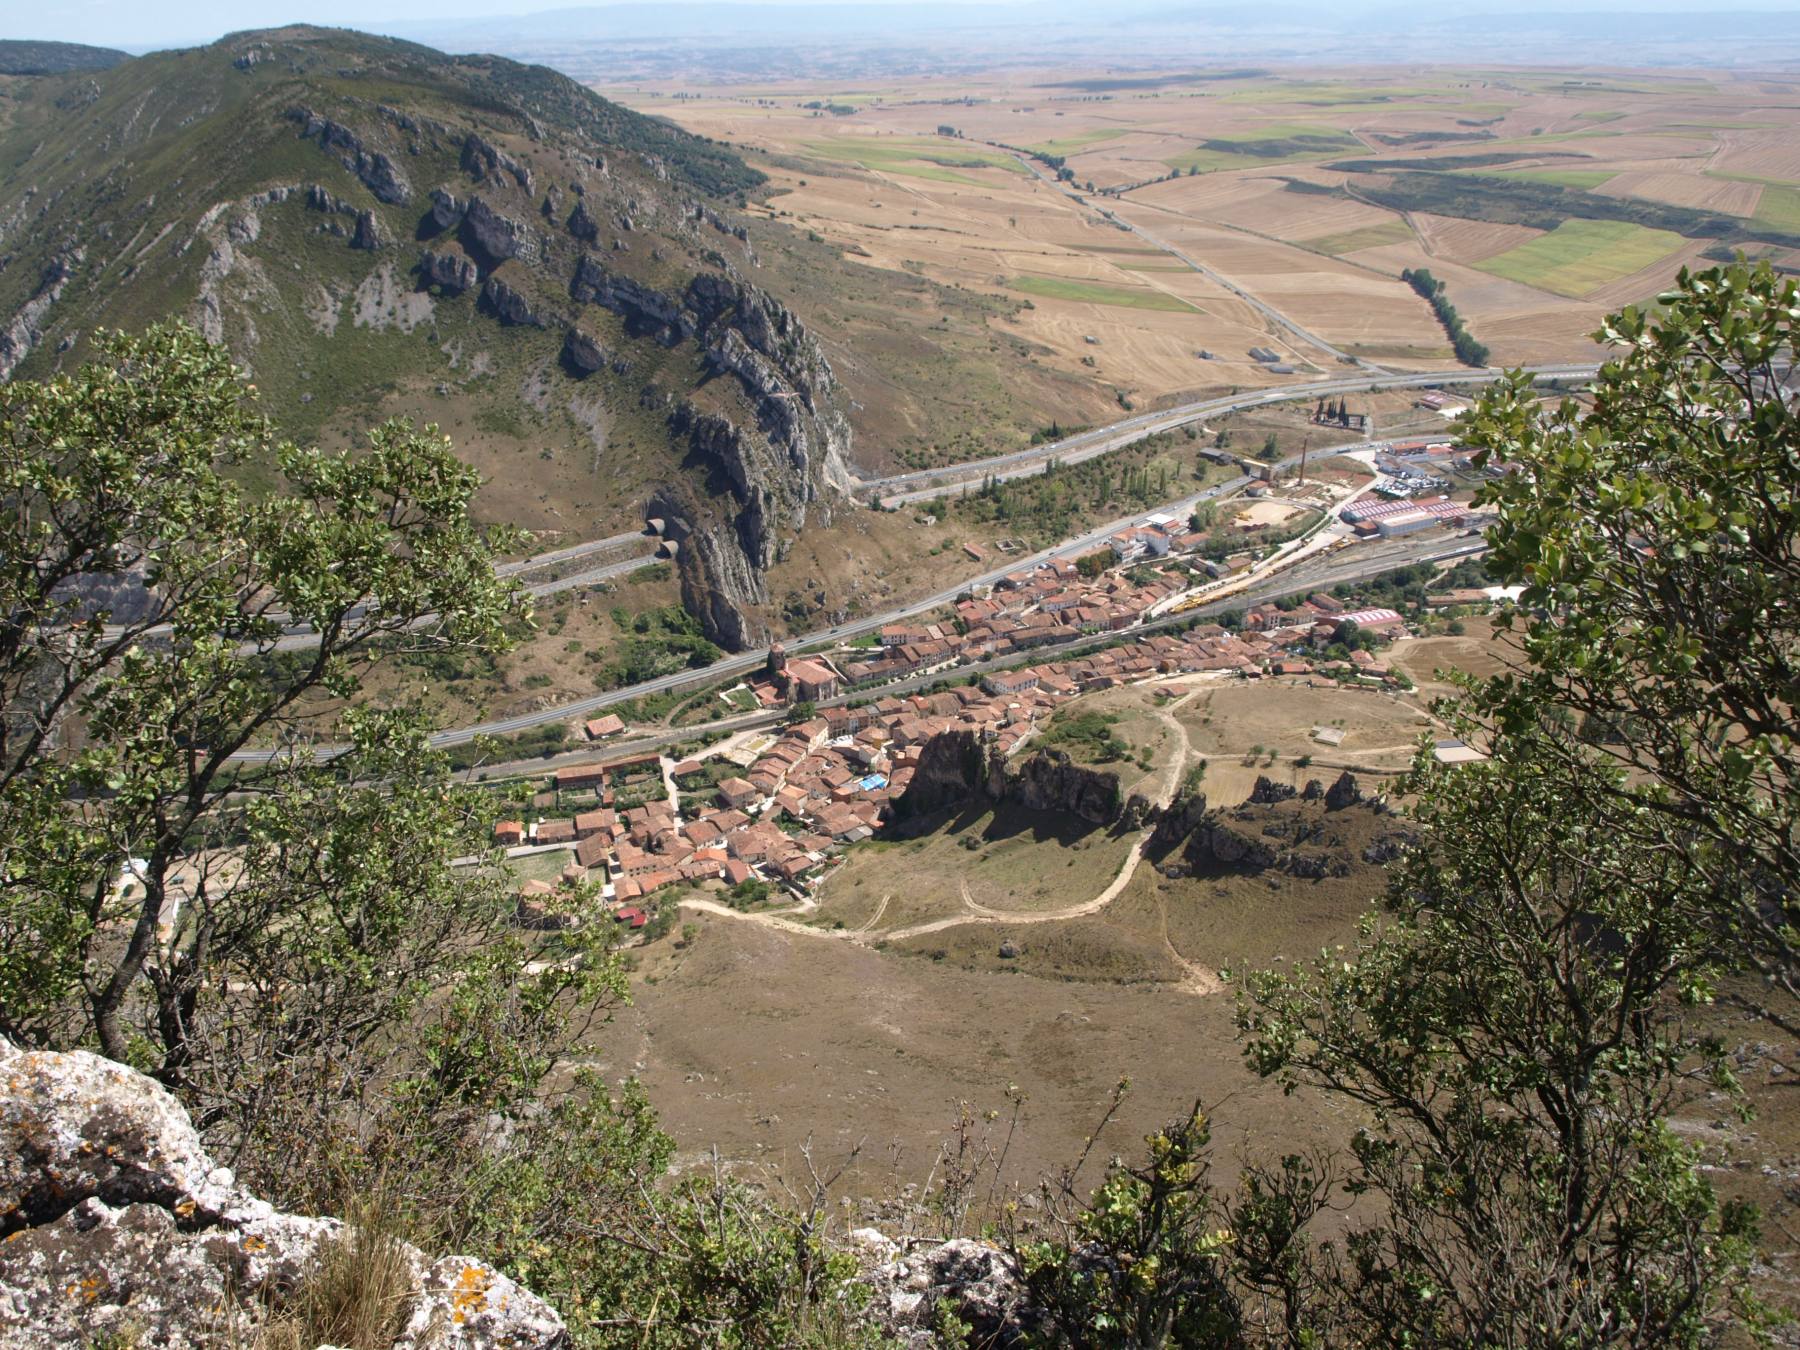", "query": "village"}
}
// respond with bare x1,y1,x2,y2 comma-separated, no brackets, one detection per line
490,566,1469,933
481,427,1510,933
